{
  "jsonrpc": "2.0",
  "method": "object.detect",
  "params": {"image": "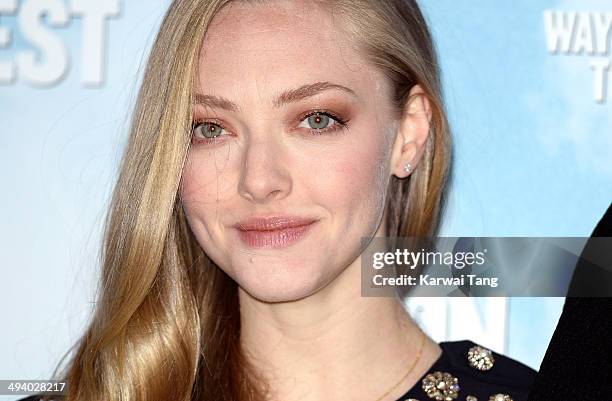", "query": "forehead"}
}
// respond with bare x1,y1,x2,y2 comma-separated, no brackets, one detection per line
196,0,391,103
